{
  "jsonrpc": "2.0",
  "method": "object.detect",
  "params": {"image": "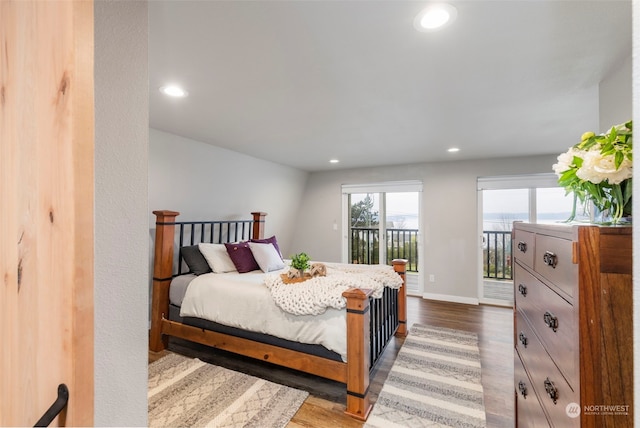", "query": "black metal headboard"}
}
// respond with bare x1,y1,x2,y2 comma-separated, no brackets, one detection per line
173,219,255,276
